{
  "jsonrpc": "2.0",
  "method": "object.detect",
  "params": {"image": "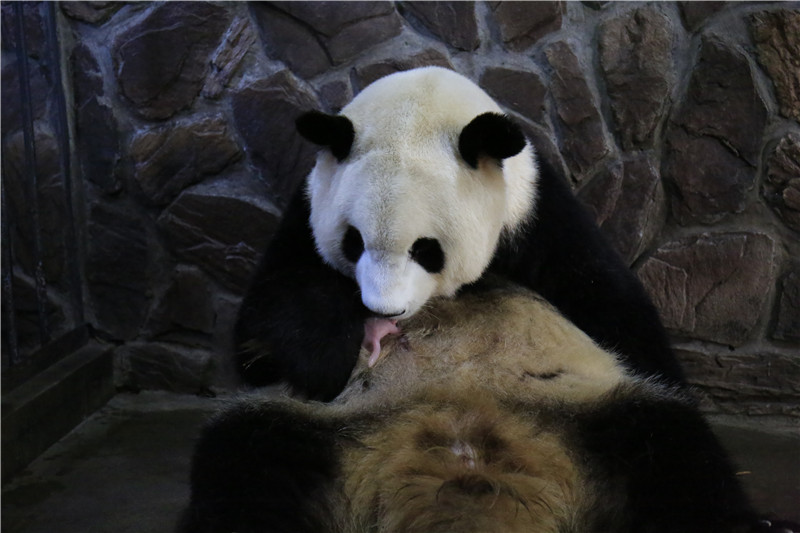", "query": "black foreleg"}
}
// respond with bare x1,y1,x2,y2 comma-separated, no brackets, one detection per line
576,390,755,533
235,189,366,401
